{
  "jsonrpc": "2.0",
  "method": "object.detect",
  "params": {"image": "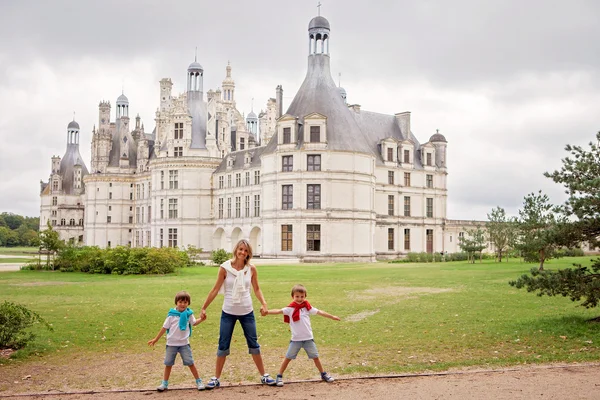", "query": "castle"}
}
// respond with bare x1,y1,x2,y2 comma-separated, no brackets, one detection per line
40,15,474,261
